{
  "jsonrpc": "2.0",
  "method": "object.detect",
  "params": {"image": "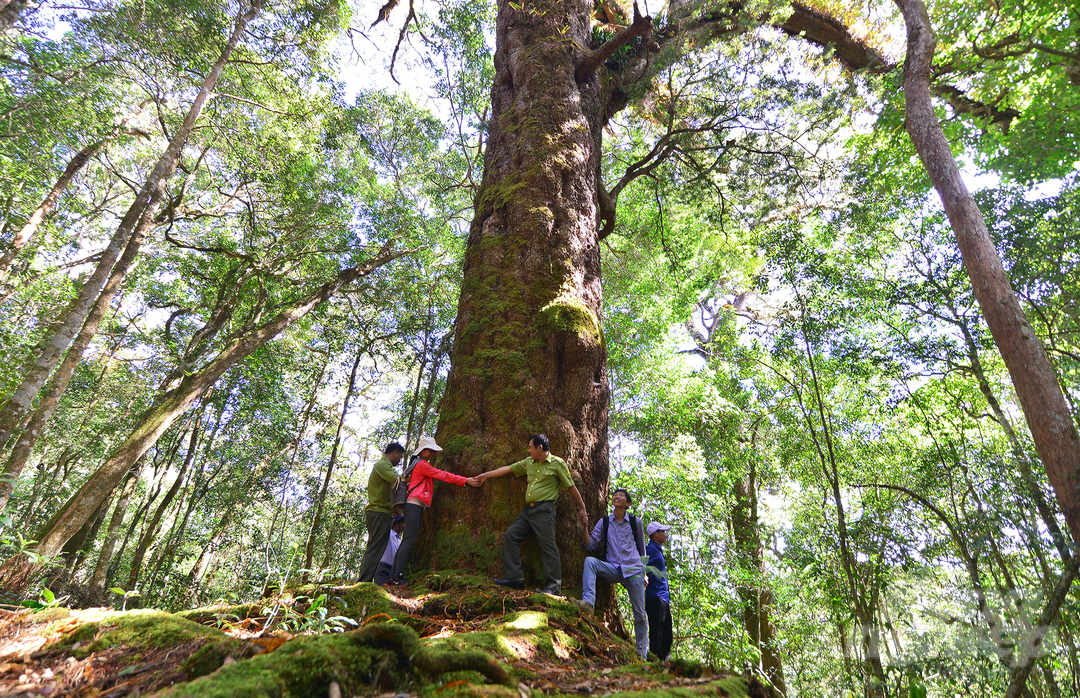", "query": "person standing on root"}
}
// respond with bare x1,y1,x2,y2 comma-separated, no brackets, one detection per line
478,433,588,595
573,489,648,660
357,442,405,583
387,437,481,587
645,521,673,660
